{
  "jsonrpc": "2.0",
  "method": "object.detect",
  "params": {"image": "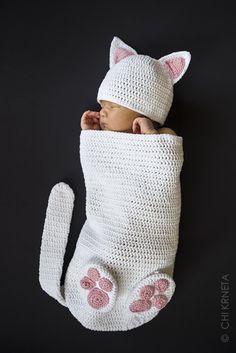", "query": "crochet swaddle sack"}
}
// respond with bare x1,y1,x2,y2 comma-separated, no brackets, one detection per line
39,130,184,331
